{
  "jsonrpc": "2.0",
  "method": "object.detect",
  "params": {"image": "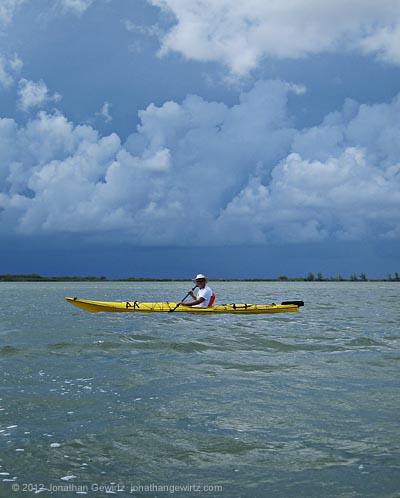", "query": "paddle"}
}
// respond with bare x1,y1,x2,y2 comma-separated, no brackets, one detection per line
168,285,197,313
281,300,304,307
